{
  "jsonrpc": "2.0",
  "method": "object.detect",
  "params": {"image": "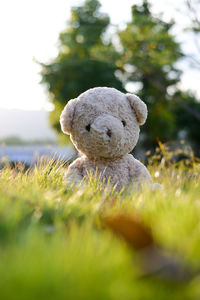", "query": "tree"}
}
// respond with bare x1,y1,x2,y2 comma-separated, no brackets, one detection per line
173,90,200,154
41,0,200,154
40,0,124,143
118,1,184,148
